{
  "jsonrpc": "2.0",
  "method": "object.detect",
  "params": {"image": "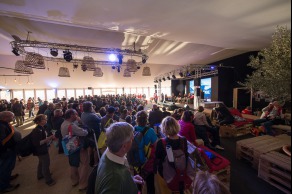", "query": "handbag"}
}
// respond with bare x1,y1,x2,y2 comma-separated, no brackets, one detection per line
62,124,82,156
97,118,112,149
